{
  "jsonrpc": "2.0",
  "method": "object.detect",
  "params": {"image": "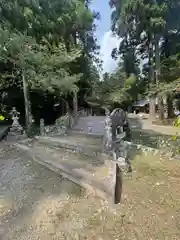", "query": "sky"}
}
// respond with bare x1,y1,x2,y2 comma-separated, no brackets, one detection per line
90,0,120,73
